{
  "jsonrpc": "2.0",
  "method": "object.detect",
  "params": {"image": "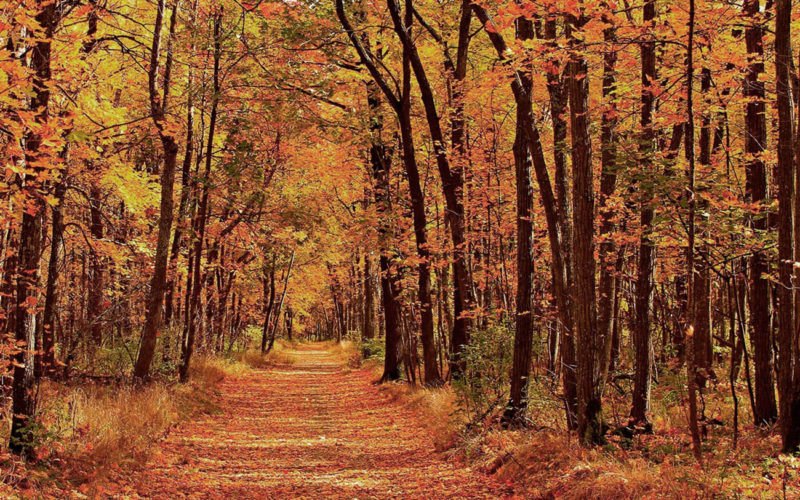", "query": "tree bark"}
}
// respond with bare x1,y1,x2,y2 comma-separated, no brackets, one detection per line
775,0,800,453
179,7,220,383
386,0,474,377
362,252,375,339
87,184,104,345
472,4,577,429
566,11,602,445
134,0,181,382
693,68,713,388
10,0,56,458
742,0,778,426
396,4,440,385
596,11,619,386
503,13,535,425
631,0,657,425
261,255,276,353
